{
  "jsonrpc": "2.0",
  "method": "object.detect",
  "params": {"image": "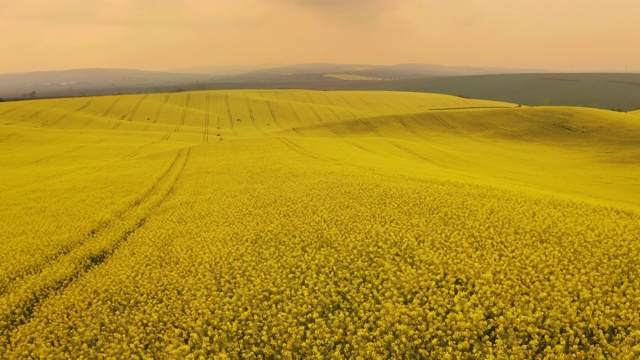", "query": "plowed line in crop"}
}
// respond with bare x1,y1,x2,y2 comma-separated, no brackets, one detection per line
430,113,465,135
144,94,169,131
322,92,335,106
127,94,148,121
288,103,302,125
22,140,105,168
309,105,343,138
111,122,121,131
0,149,191,342
0,133,17,143
126,140,162,158
162,133,171,141
392,143,432,162
80,117,94,129
266,101,282,128
225,94,237,136
204,94,210,144
102,96,121,117
176,94,191,133
395,115,425,138
5,149,183,272
277,138,327,162
8,100,68,125
245,95,258,128
360,119,381,136
292,127,303,136
29,145,87,165
45,98,95,127
0,104,29,117
344,139,377,155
